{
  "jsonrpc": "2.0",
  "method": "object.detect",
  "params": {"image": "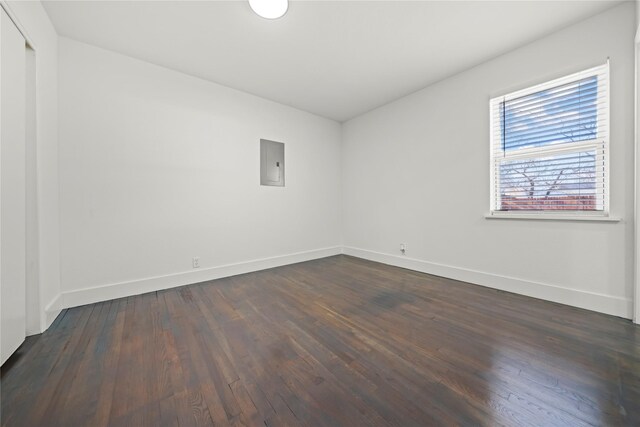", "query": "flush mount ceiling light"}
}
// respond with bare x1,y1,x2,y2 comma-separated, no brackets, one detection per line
249,0,288,19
